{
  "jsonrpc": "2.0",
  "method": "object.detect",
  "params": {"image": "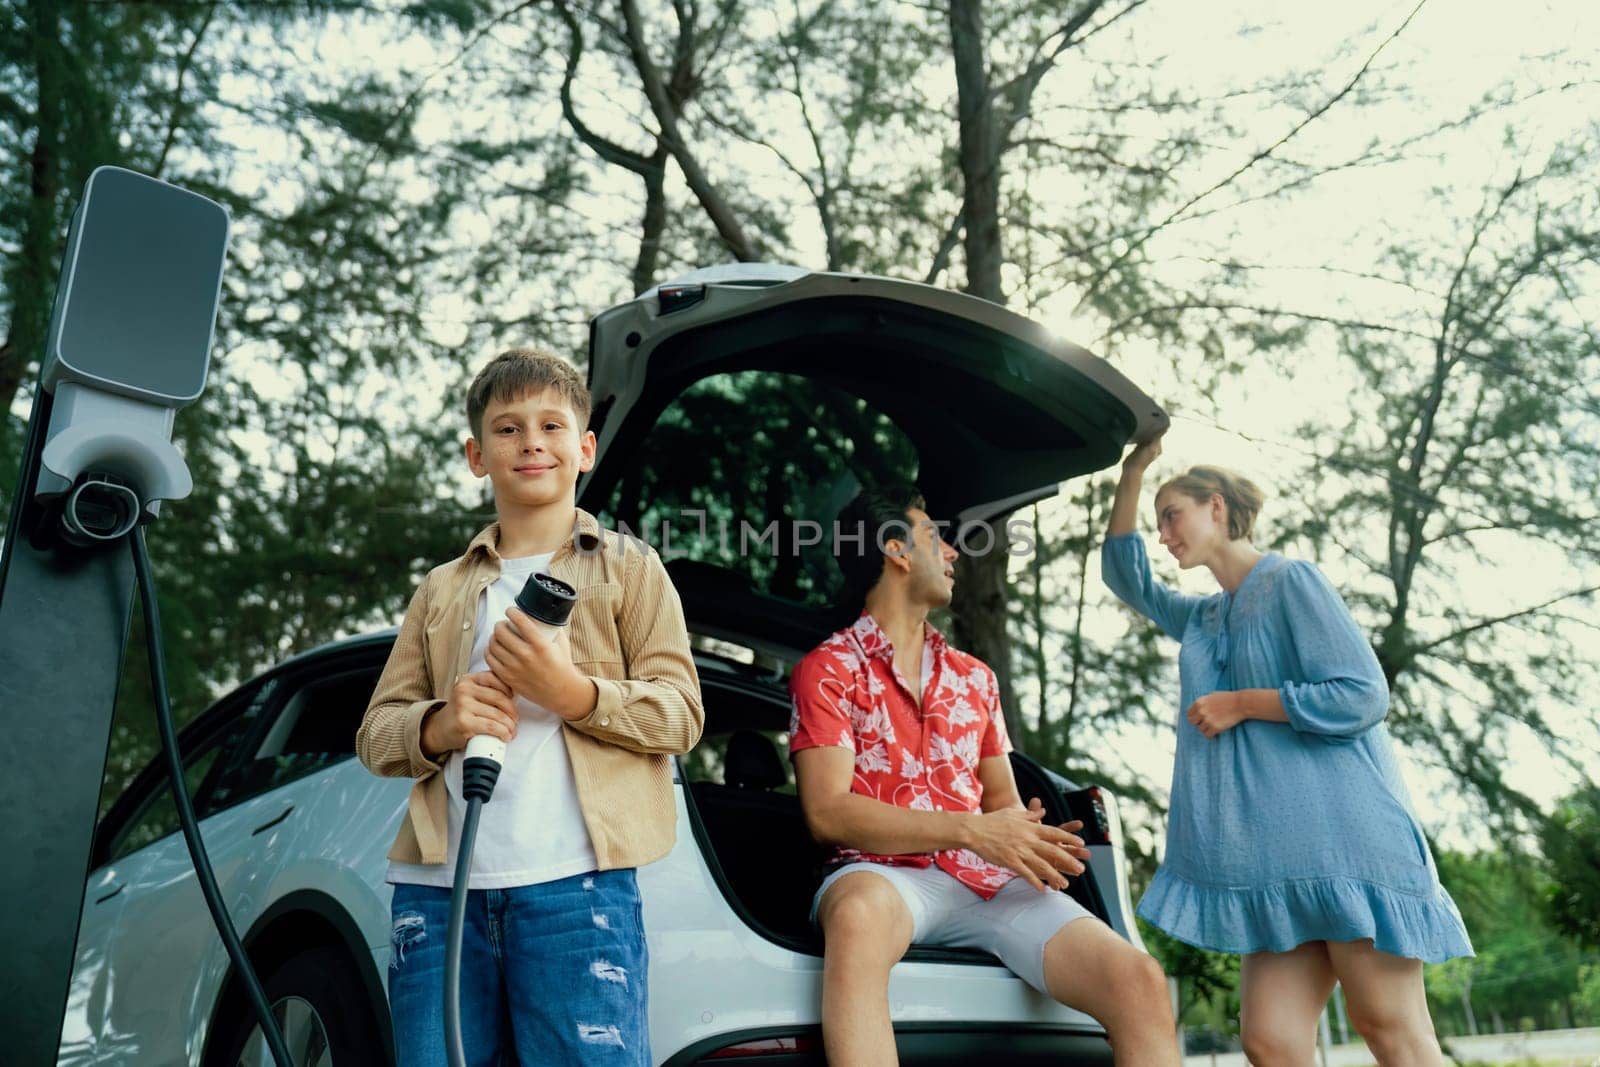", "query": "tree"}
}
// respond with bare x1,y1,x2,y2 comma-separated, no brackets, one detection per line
1542,786,1600,951
1,0,215,463
941,0,1177,745
1278,136,1600,824
1429,849,1594,1033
